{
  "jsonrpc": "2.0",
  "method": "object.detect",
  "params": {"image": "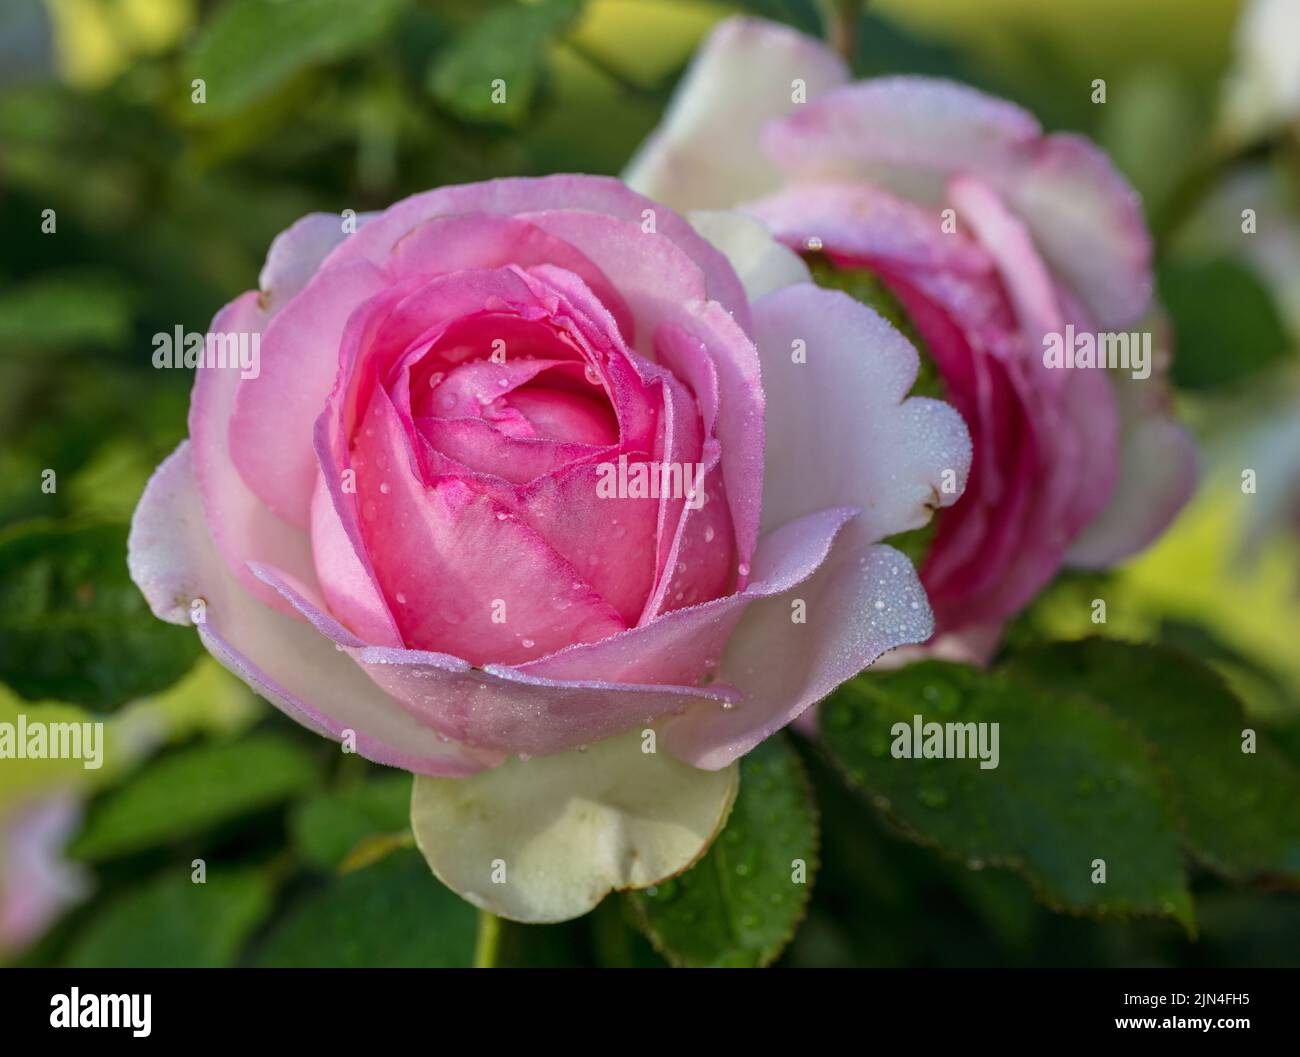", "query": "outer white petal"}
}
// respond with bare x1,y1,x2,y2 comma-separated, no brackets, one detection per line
689,209,811,301
622,16,849,212
411,730,739,923
749,283,972,541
